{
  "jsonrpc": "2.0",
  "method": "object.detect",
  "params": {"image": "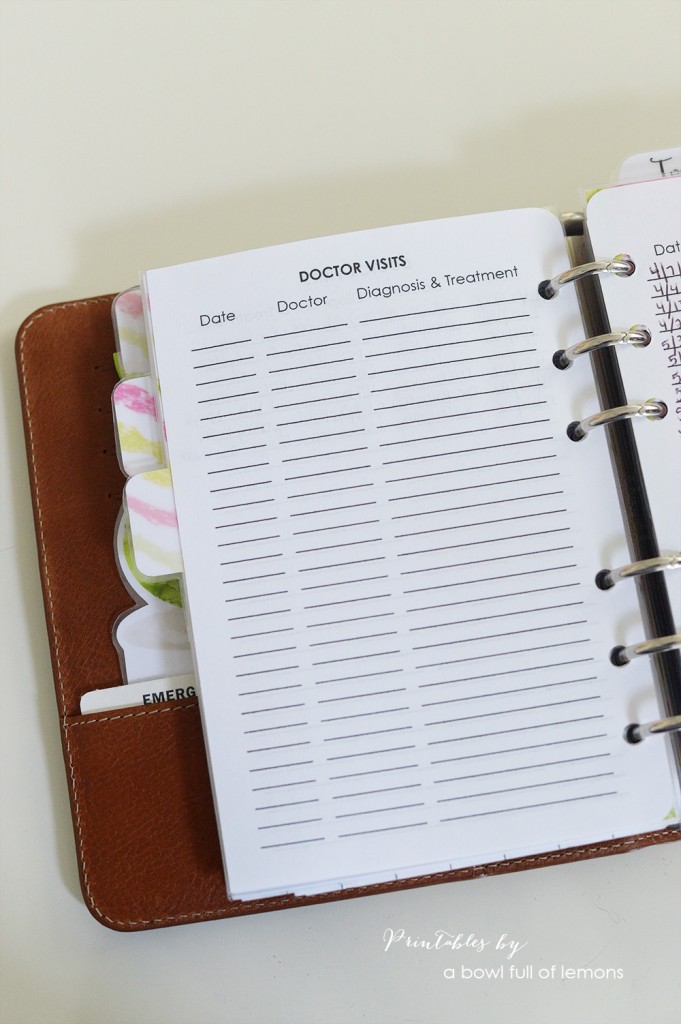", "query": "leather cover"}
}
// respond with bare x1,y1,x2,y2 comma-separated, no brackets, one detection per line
15,296,680,931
